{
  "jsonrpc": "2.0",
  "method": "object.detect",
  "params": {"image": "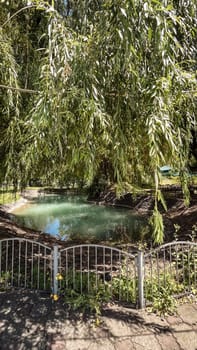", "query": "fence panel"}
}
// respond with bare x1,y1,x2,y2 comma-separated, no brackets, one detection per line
0,238,52,291
59,244,138,307
144,241,197,305
1,239,196,309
